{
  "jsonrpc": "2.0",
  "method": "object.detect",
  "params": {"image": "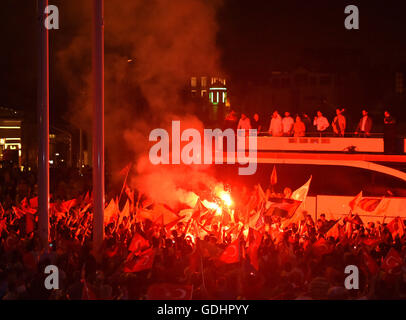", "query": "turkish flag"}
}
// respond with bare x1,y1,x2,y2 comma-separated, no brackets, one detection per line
312,238,334,256
147,283,193,300
325,220,341,239
219,239,240,264
382,248,403,274
386,217,405,239
349,191,362,211
128,233,150,253
124,248,155,273
247,228,262,270
362,249,379,275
